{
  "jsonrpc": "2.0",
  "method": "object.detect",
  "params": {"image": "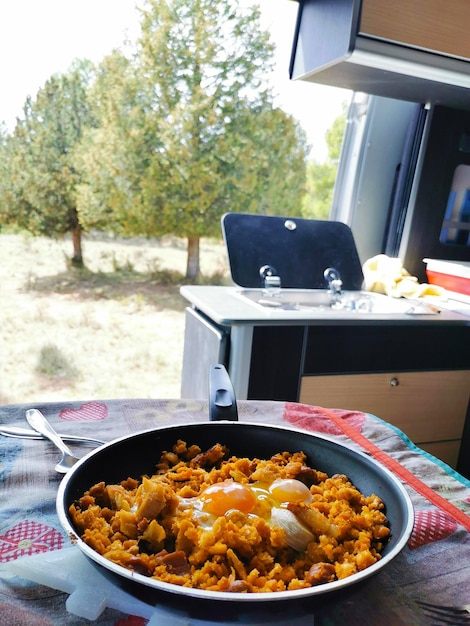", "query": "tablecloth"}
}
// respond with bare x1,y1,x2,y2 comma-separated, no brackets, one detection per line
0,398,469,625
